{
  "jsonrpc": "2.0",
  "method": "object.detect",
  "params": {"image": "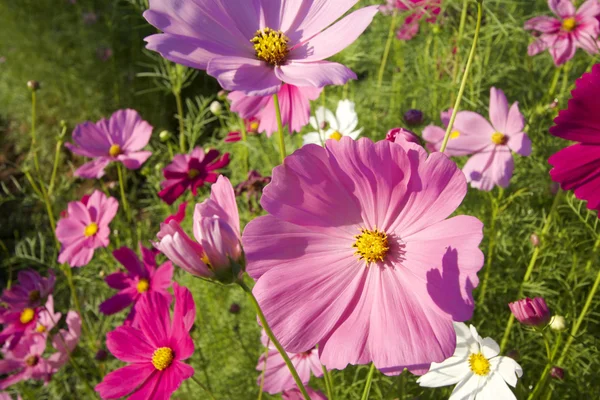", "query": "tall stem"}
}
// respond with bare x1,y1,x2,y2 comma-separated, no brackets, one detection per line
257,345,269,400
360,363,376,400
528,332,561,400
477,191,500,304
116,163,130,220
440,0,484,153
376,9,398,91
273,93,286,164
238,281,310,400
452,0,471,85
322,365,334,400
239,117,250,176
175,90,186,153
63,265,93,346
